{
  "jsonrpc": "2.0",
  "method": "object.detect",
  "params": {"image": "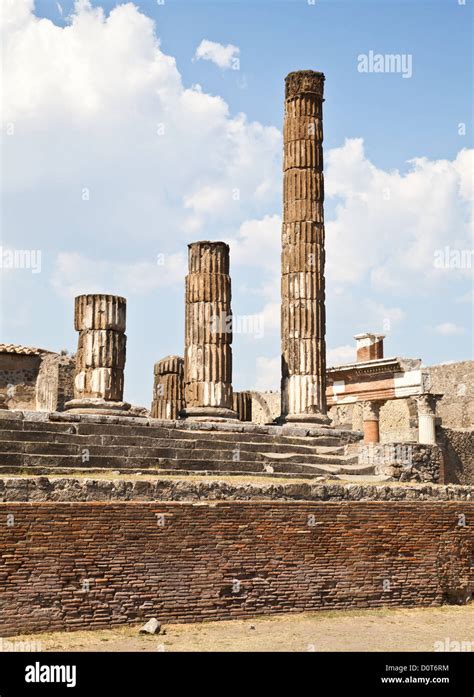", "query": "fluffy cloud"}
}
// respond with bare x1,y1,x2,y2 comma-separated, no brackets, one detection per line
255,356,280,392
51,251,187,299
325,139,473,293
229,215,281,272
194,39,240,70
327,344,356,367
434,322,466,336
1,0,280,258
1,0,471,402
